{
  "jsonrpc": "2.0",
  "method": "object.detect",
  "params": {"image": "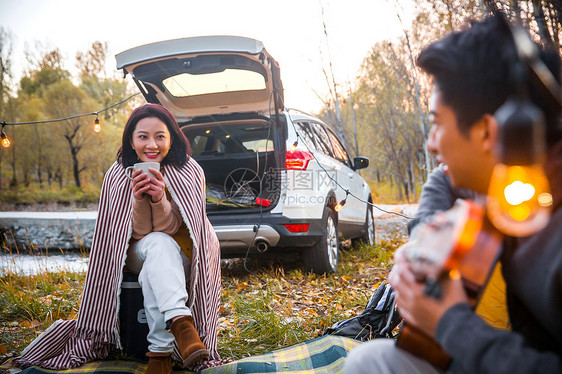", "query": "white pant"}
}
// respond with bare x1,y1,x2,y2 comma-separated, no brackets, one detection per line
126,232,192,353
343,339,442,374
